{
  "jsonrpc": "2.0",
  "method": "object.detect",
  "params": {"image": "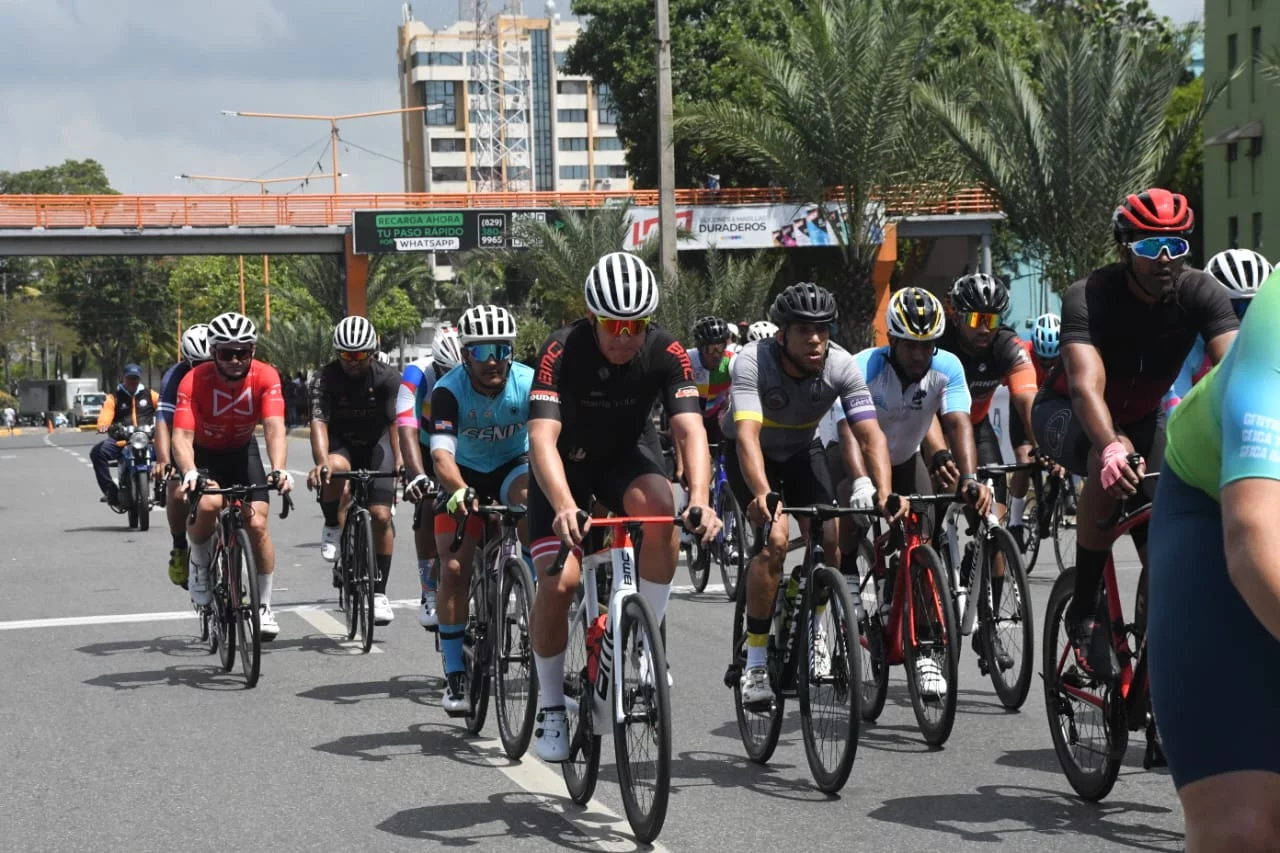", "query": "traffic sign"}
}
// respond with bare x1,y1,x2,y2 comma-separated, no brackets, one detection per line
351,208,562,254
